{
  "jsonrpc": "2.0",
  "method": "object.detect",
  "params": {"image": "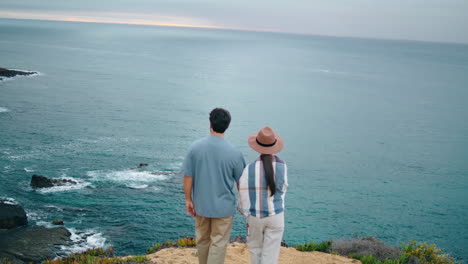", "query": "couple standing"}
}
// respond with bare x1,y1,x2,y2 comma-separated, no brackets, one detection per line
183,108,288,264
